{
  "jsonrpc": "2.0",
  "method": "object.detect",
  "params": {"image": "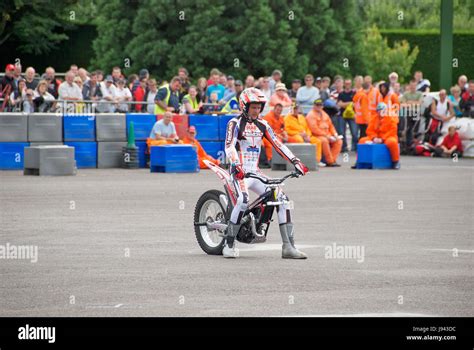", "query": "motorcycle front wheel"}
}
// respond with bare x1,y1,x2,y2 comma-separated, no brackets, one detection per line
194,190,227,255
